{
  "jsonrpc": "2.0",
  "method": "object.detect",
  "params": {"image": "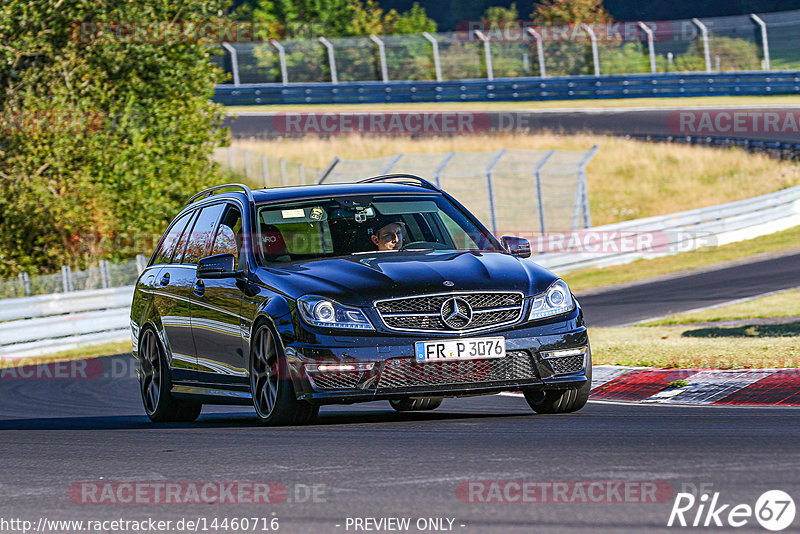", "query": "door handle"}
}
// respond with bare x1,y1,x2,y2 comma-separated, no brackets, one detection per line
194,279,205,297
159,272,170,286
